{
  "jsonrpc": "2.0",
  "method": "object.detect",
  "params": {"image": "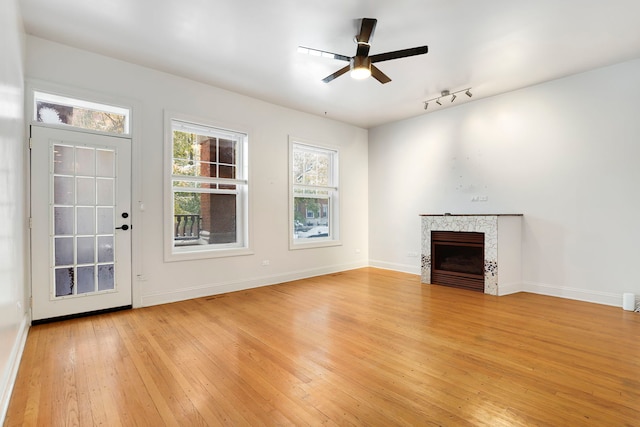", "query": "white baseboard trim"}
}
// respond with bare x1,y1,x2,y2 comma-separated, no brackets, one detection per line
521,281,621,307
141,261,369,307
368,263,624,307
1,314,30,425
368,259,421,275
142,262,626,309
